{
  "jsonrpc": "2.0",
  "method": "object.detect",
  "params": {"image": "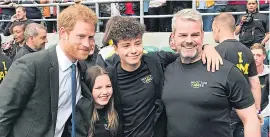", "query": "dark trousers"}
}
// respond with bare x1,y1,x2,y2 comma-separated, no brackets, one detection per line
45,15,56,33
148,6,167,32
